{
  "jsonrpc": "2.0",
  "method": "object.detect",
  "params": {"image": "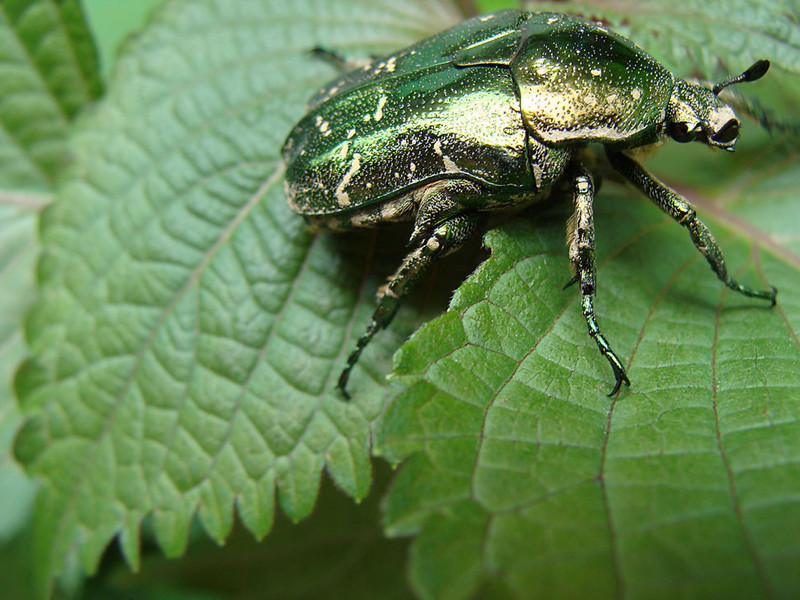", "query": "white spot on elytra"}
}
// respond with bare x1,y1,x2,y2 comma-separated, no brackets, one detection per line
335,152,361,207
409,162,416,172
426,237,441,251
339,141,350,159
591,68,601,77
631,88,642,100
547,16,558,24
374,95,387,121
319,120,330,133
434,139,458,172
532,163,543,188
385,56,397,72
443,155,458,172
346,128,355,139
